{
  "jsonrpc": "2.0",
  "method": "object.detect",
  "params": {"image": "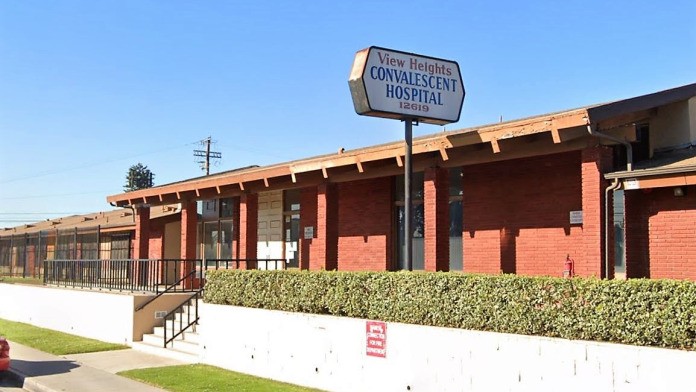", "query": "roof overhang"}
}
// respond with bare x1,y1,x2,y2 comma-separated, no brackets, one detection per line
107,109,591,207
107,82,696,207
605,149,696,190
